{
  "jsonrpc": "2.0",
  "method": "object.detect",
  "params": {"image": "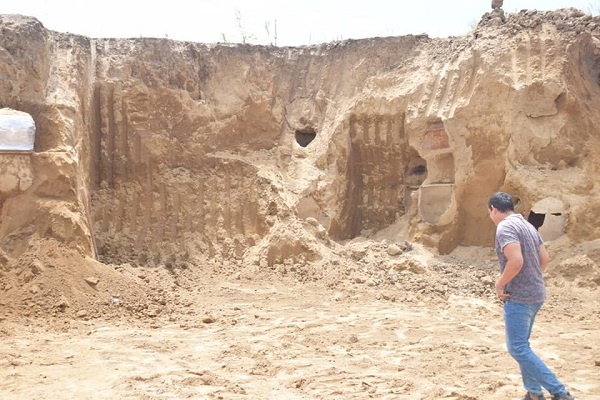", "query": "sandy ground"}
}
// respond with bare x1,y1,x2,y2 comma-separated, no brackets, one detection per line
1,277,598,400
